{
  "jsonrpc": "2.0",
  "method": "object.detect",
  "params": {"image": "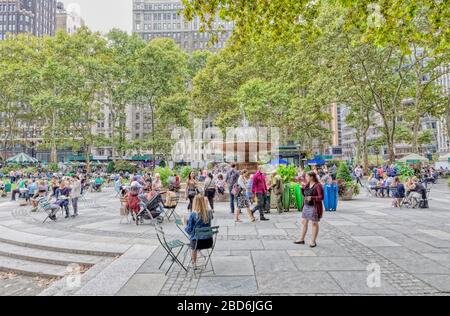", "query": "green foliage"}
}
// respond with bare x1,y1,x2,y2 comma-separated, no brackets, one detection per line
396,163,415,182
154,166,174,187
181,166,193,180
303,166,311,172
448,177,450,189
277,165,297,183
24,167,37,174
106,161,115,174
0,164,21,174
114,161,136,173
336,163,352,183
46,163,59,172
